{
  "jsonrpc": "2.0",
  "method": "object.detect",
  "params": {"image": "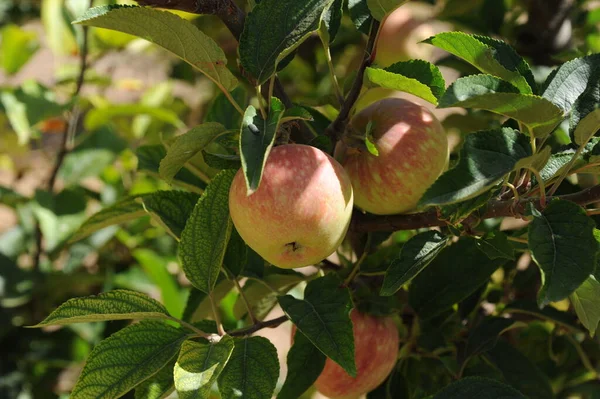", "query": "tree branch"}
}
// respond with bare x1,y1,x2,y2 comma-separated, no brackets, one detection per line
324,19,380,143
227,315,289,337
351,184,600,233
